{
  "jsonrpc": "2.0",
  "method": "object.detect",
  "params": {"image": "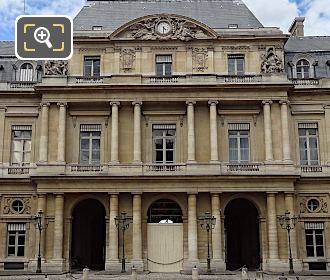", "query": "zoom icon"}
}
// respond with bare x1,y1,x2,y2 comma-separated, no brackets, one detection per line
15,15,73,60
